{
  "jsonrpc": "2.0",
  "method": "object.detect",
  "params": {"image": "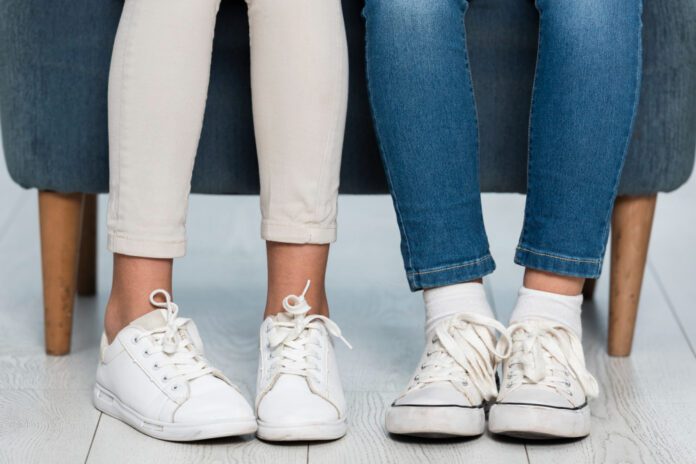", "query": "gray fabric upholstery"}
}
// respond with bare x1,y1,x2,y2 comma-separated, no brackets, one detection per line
1,0,695,195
